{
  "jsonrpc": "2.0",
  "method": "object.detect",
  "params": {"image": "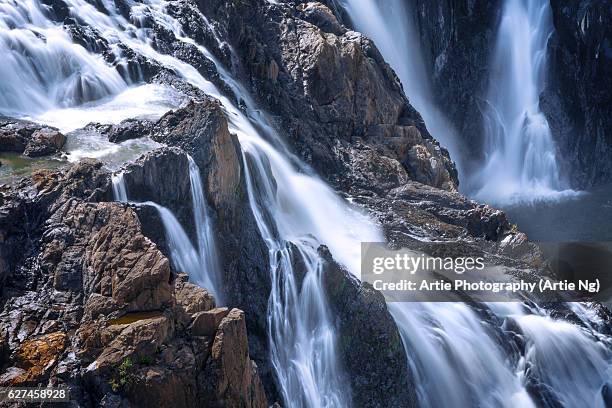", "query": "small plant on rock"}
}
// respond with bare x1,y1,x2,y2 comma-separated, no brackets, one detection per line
109,357,137,393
